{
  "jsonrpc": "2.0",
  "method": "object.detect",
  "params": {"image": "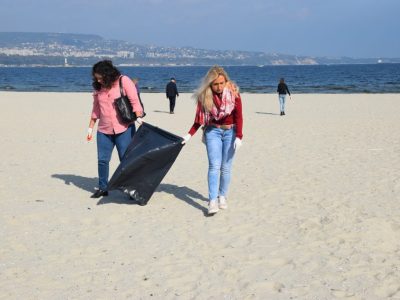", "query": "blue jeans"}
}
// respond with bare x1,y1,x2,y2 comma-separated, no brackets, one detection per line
279,94,286,112
96,124,135,190
205,126,236,201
